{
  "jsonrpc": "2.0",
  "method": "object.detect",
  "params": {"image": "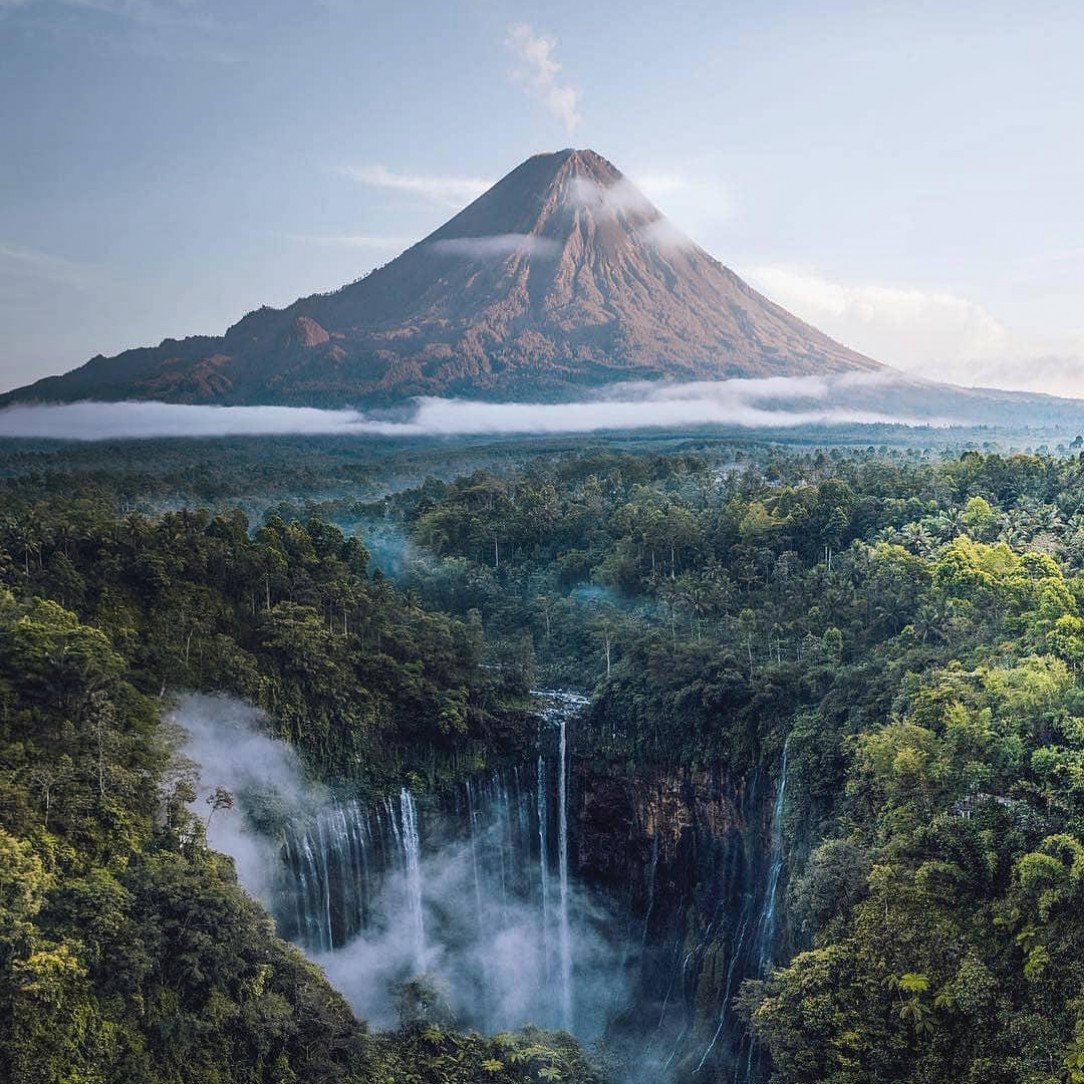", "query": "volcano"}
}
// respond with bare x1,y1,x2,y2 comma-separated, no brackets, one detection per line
1,149,884,408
